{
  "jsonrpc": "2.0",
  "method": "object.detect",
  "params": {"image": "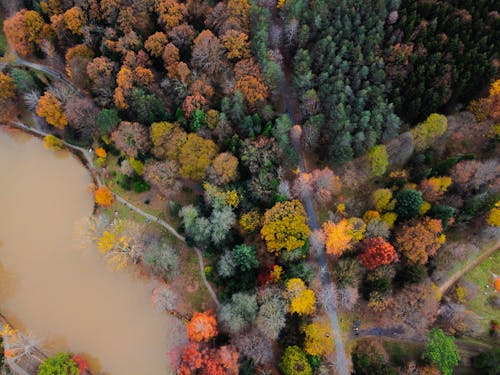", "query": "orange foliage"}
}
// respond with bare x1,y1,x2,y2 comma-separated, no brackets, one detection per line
63,7,85,35
134,66,154,87
227,0,250,30
94,186,114,206
162,43,180,78
210,152,239,185
178,343,239,375
145,32,168,57
0,73,16,101
221,30,250,60
4,9,45,56
65,44,94,78
187,311,218,342
236,75,268,106
395,218,444,265
155,0,187,32
322,219,353,256
36,92,68,129
358,237,399,270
